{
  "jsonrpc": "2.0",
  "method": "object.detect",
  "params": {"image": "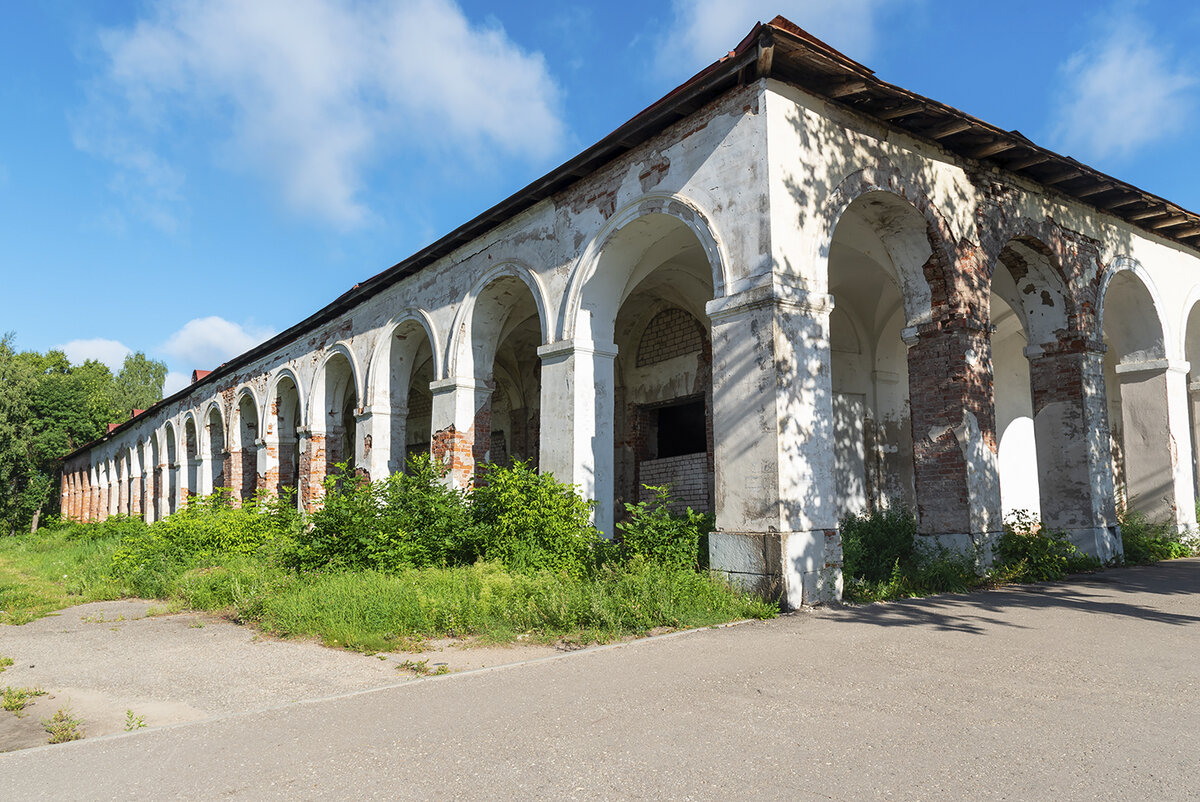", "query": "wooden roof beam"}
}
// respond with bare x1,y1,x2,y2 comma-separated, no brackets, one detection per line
1042,168,1082,186
1074,182,1114,199
827,80,870,98
877,101,924,120
927,119,974,140
1102,195,1142,211
969,140,1019,159
1149,215,1190,230
1128,207,1168,222
1005,153,1052,171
